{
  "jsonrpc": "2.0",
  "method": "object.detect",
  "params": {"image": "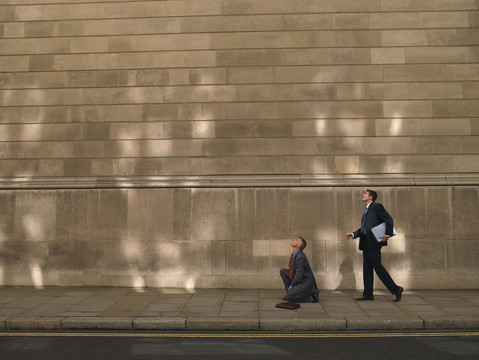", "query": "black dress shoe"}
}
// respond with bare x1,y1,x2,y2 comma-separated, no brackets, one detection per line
311,289,319,303
356,295,374,301
393,287,404,302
